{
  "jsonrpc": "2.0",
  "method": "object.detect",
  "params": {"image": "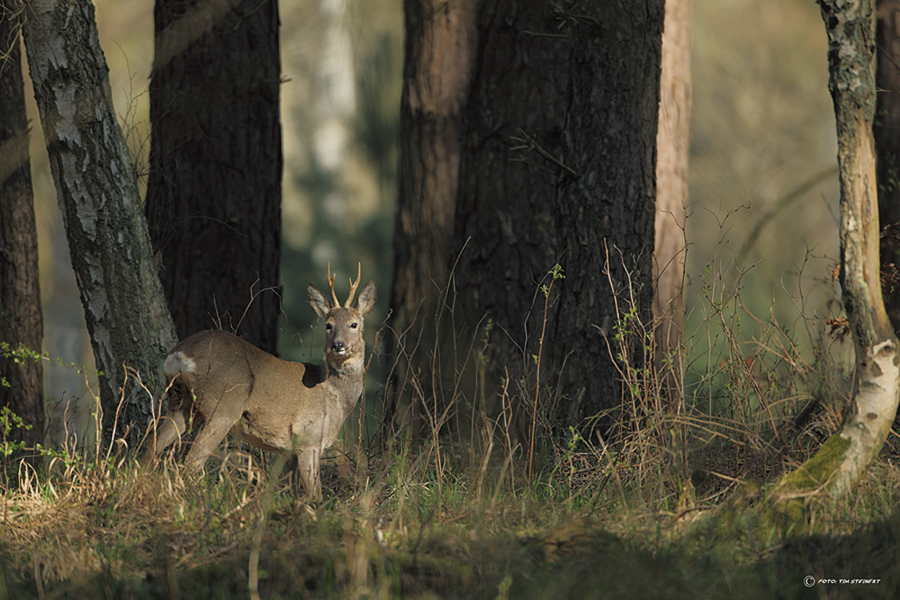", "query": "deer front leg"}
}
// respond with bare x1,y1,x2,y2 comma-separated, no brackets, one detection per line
296,448,322,502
